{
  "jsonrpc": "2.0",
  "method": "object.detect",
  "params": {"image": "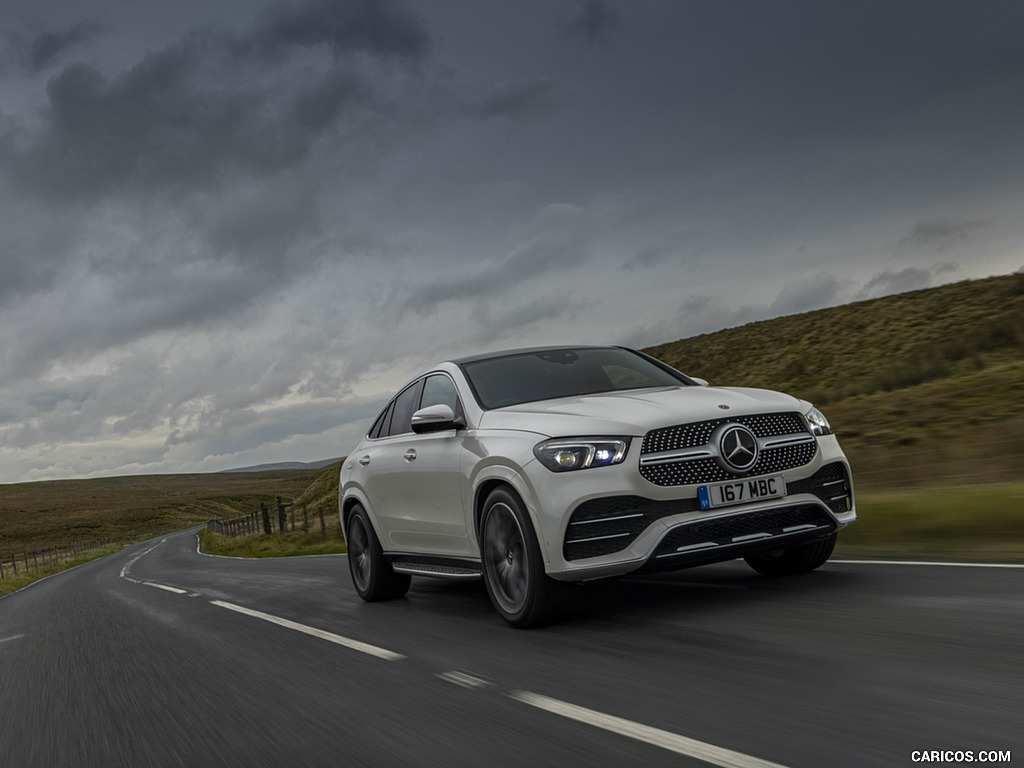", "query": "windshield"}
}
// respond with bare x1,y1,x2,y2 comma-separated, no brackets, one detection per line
460,348,690,409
